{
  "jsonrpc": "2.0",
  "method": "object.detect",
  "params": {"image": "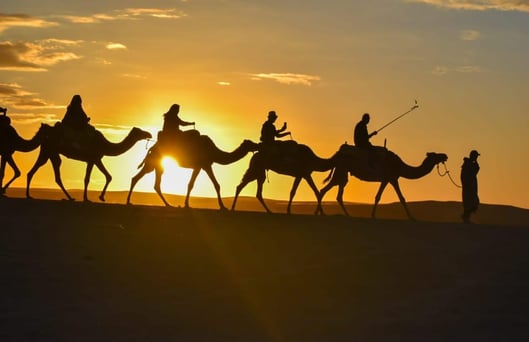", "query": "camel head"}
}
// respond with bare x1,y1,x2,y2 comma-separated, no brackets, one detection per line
242,139,260,153
130,127,153,141
426,152,448,166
